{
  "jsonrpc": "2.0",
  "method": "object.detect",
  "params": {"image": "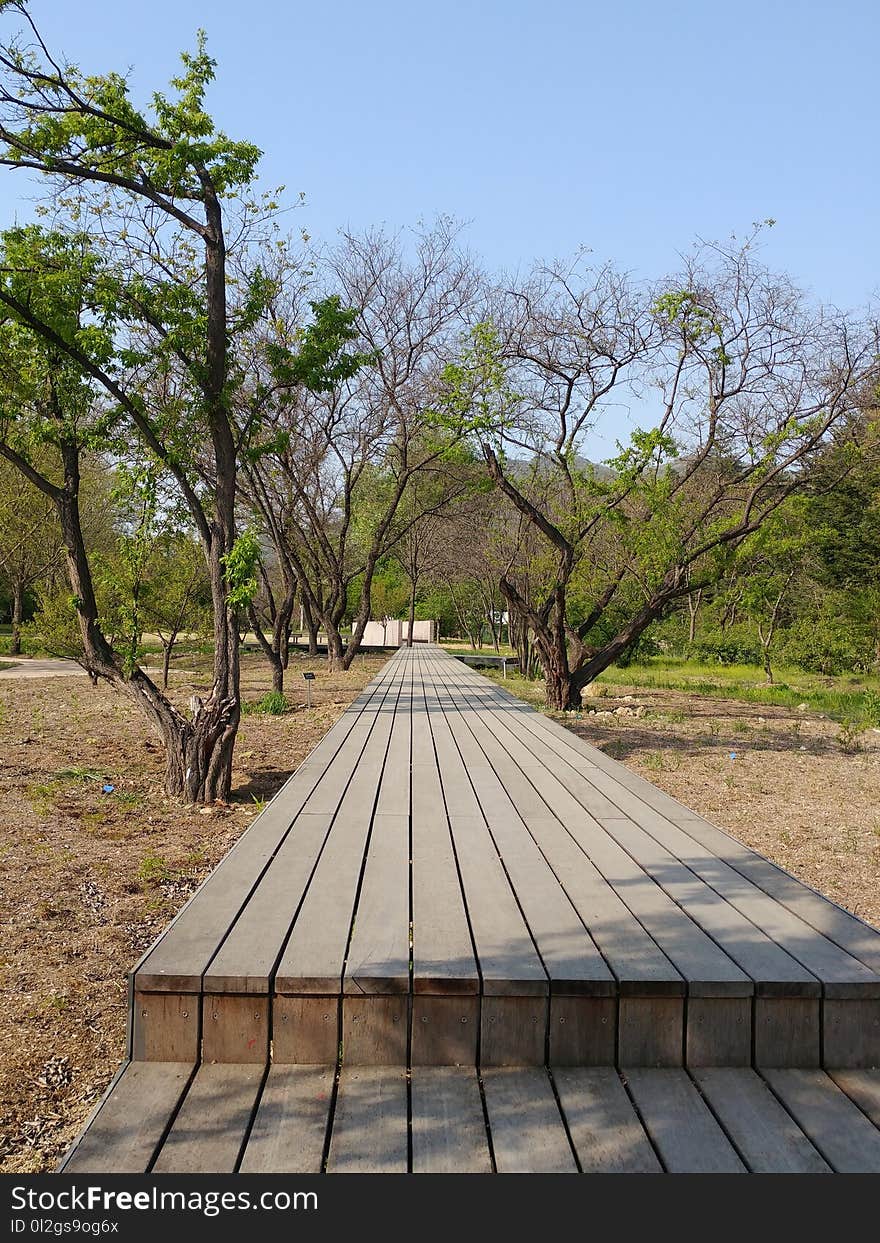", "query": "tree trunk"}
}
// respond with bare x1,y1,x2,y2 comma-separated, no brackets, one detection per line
406,577,417,648
162,639,173,690
326,626,345,671
301,595,320,655
10,578,23,655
